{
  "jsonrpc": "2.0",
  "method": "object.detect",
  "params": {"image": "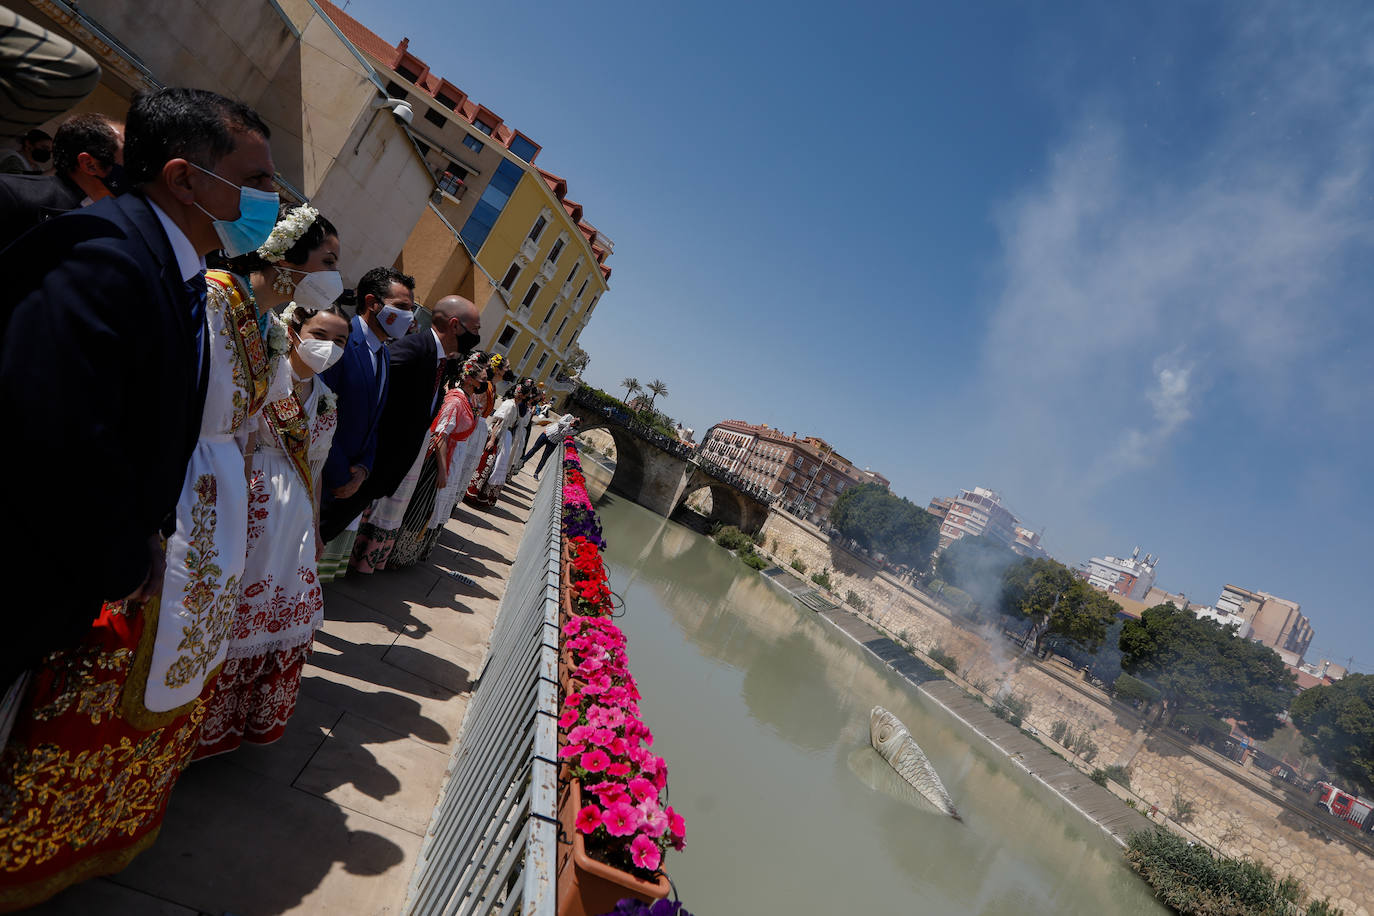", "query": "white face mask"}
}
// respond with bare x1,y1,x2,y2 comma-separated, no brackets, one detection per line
295,337,343,375
286,269,343,311
377,303,413,339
